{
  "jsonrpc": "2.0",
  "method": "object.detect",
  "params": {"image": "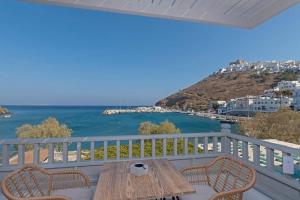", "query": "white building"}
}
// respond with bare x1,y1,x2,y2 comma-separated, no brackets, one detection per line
222,95,293,114
293,88,300,111
275,80,300,91
222,96,255,114
263,89,278,97
209,100,227,112
252,96,293,112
